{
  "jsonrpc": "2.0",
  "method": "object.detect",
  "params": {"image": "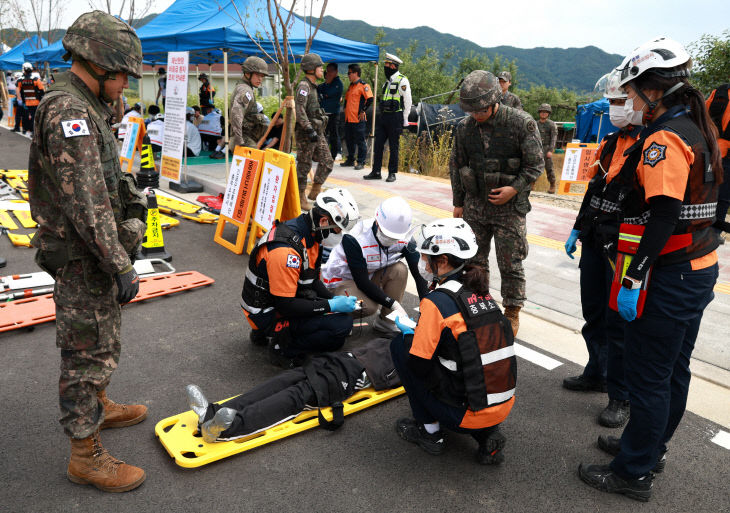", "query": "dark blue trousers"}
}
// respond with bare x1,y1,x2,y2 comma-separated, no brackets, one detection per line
577,244,611,382
344,121,367,164
325,114,341,159
611,261,718,479
715,156,730,229
372,112,402,174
